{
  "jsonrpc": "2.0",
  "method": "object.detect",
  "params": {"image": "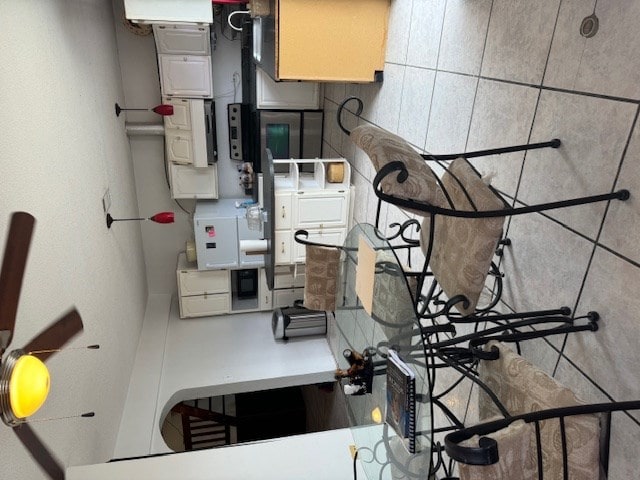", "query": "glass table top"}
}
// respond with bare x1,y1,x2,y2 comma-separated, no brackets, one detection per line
329,223,434,479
